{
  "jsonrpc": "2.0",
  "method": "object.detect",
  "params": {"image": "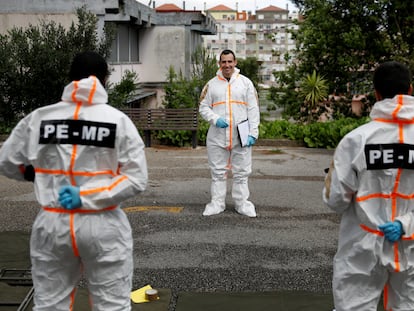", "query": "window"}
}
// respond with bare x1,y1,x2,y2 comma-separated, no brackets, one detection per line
109,24,139,63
